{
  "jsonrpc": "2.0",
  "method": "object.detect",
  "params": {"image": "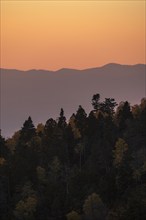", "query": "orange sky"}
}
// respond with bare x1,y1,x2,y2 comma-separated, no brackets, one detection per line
1,0,145,70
